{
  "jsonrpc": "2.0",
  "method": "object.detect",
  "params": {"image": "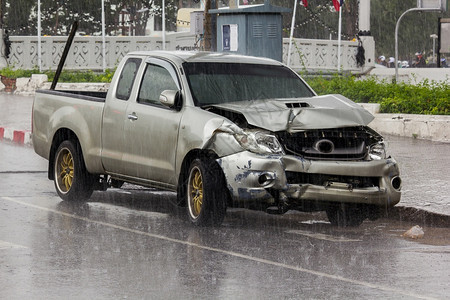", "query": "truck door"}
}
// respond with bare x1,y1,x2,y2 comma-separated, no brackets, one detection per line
122,58,183,186
102,57,143,174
